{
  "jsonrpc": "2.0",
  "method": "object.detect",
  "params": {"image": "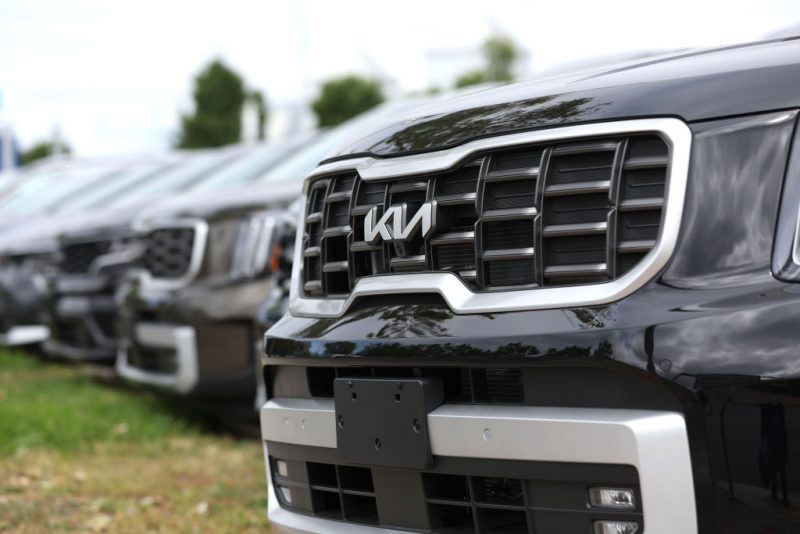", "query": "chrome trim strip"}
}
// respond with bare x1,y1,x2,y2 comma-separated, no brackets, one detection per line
133,218,208,292
0,325,49,346
115,323,198,394
290,118,691,317
261,398,697,534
